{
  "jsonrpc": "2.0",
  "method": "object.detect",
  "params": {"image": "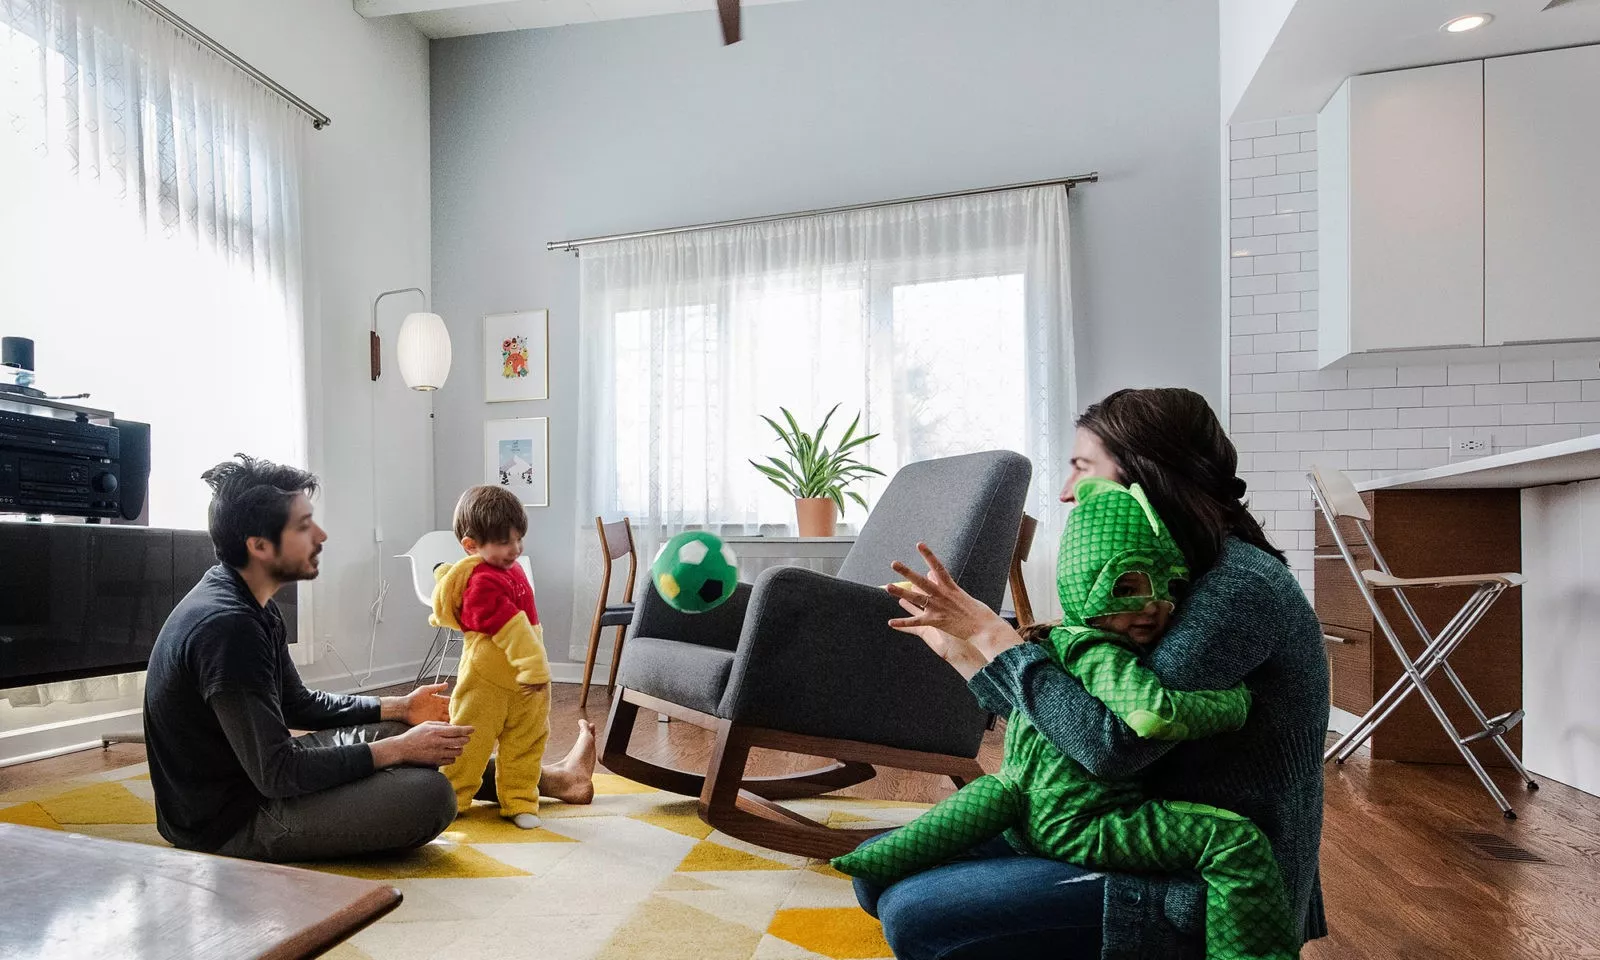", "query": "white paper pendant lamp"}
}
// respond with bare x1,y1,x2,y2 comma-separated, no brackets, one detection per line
396,311,451,391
